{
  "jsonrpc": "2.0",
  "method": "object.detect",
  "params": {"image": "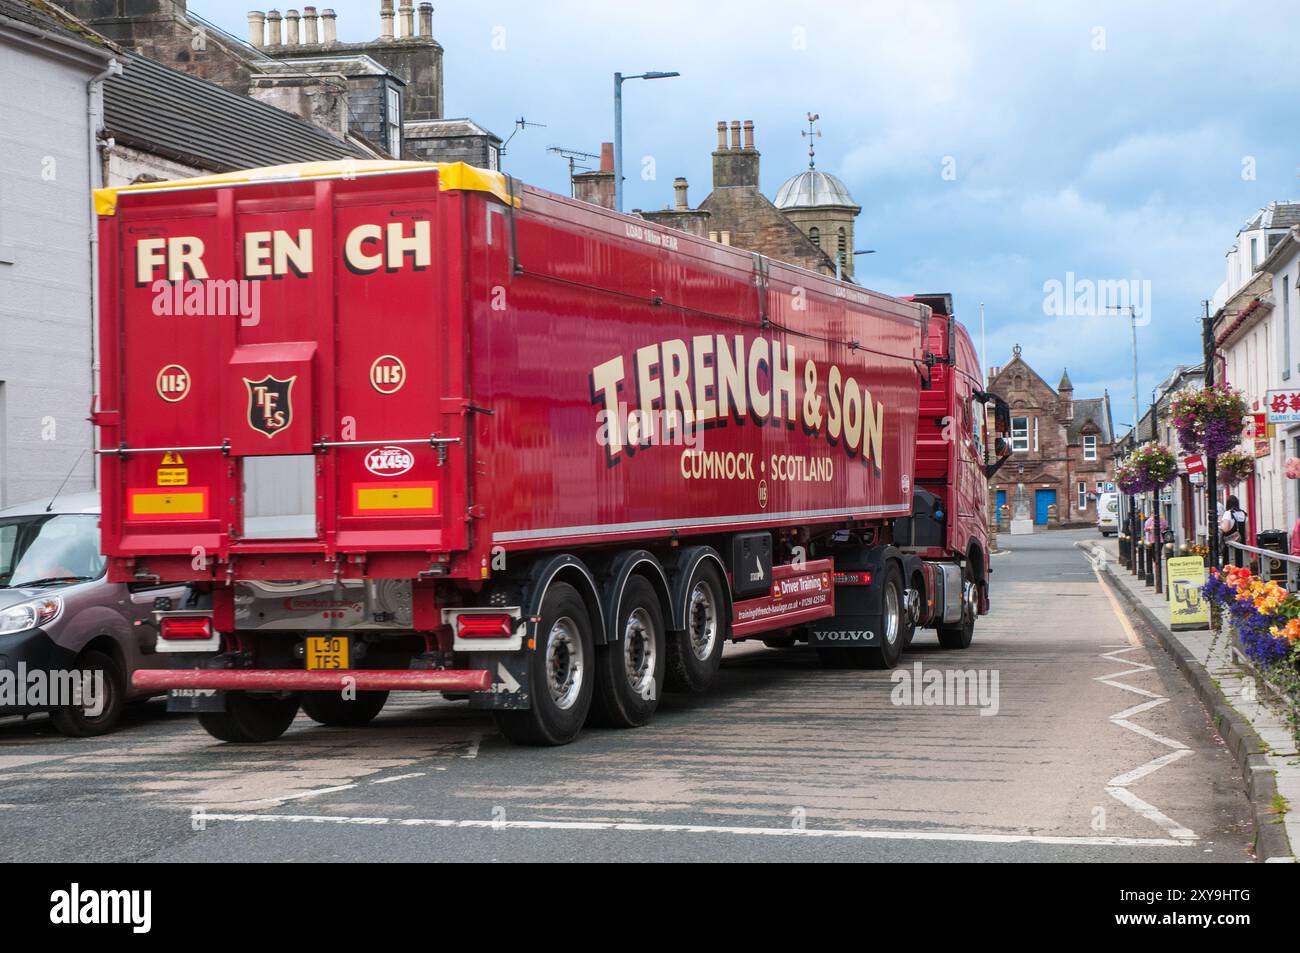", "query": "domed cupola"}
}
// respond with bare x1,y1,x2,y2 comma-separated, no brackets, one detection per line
773,114,862,277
